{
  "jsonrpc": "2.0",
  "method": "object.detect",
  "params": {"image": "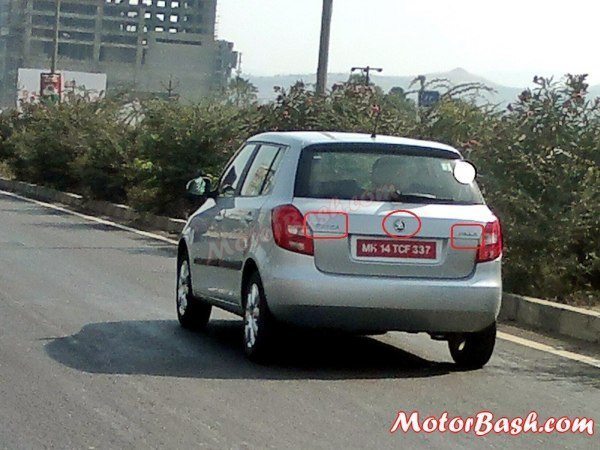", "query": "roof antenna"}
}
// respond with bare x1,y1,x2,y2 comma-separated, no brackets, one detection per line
371,104,382,138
